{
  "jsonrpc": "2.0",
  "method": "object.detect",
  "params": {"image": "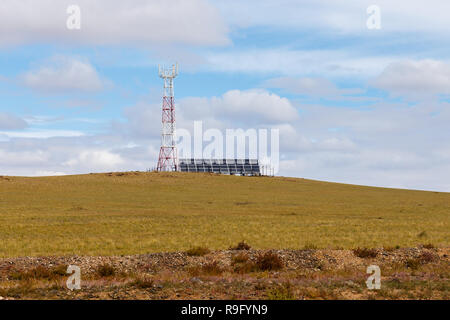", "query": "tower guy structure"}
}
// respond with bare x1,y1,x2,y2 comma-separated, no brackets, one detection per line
157,63,179,172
